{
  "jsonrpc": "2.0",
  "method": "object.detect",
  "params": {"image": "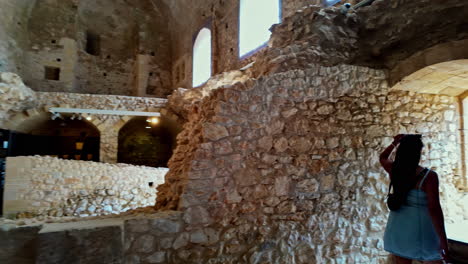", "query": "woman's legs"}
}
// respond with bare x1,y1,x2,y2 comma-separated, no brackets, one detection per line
392,254,412,264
